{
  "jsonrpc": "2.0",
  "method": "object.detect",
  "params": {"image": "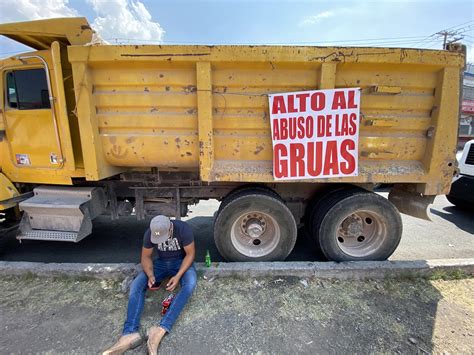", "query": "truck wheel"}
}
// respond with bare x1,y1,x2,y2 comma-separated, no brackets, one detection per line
216,186,279,218
0,230,12,255
312,190,402,261
0,210,20,255
214,192,297,261
305,185,364,242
